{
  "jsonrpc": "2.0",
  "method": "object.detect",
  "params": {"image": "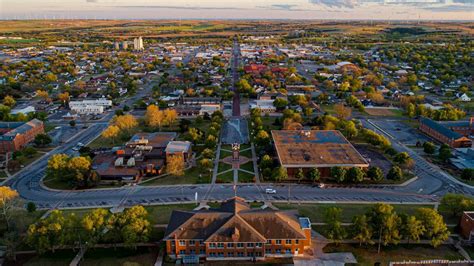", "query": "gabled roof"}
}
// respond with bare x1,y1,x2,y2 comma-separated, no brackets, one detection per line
420,117,463,140
164,197,310,242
